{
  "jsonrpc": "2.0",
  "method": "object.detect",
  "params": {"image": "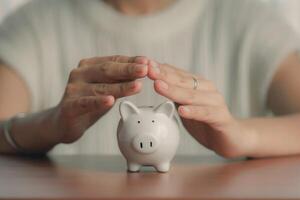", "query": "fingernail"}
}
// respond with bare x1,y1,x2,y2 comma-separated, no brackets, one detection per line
130,82,137,90
150,60,160,74
180,106,190,113
130,81,140,90
103,96,114,105
135,56,148,64
158,80,168,90
134,64,147,73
